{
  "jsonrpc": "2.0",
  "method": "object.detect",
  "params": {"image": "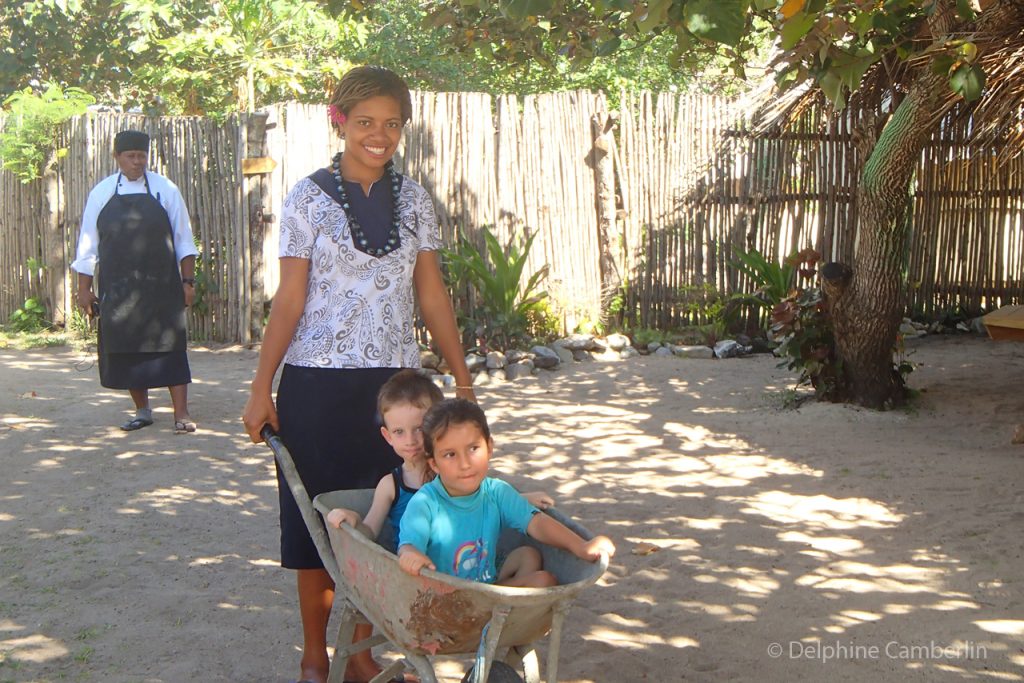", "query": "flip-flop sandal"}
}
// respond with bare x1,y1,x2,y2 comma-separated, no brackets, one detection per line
174,420,197,434
121,417,153,431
